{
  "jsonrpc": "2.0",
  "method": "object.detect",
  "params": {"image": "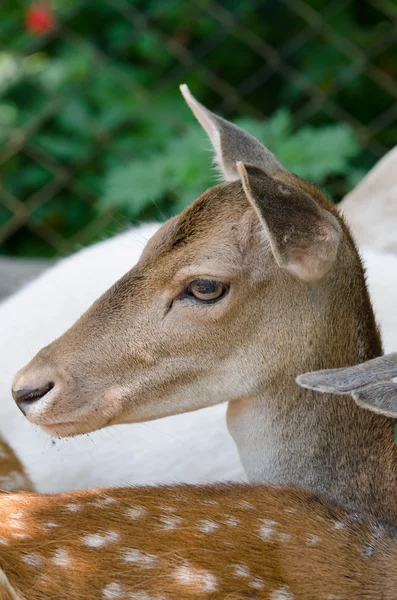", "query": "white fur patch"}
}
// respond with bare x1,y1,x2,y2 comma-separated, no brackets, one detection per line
83,531,120,548
93,495,118,508
307,534,320,545
22,552,44,568
51,549,71,567
223,515,239,527
159,514,183,530
102,582,123,598
270,585,295,600
232,563,250,578
259,519,277,541
250,576,265,590
125,506,147,520
121,548,158,568
174,563,218,592
8,511,24,529
198,519,219,533
0,472,29,490
64,503,81,512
